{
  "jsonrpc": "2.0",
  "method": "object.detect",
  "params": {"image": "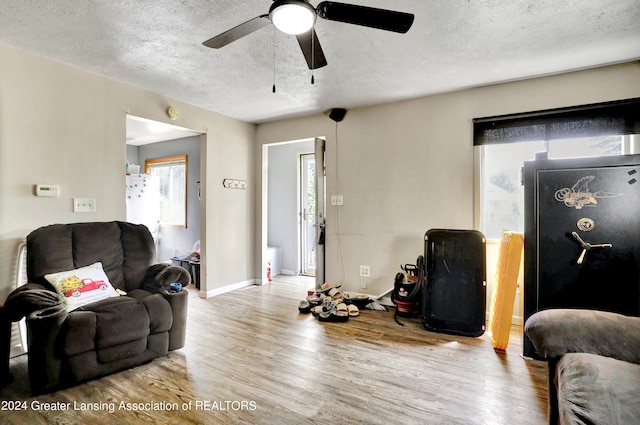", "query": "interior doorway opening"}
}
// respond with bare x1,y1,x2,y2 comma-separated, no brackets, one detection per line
264,137,325,288
125,115,203,285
